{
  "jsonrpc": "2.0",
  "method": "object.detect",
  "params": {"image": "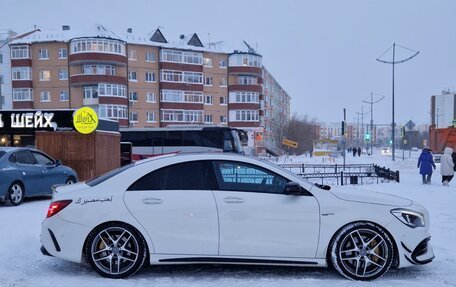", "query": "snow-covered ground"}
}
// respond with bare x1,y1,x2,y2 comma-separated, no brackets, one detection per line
1,149,455,287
